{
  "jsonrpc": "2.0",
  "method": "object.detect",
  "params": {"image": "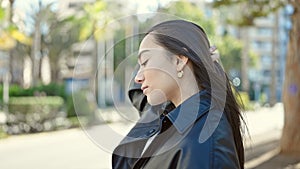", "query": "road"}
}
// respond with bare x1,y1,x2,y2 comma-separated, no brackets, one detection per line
0,104,284,169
